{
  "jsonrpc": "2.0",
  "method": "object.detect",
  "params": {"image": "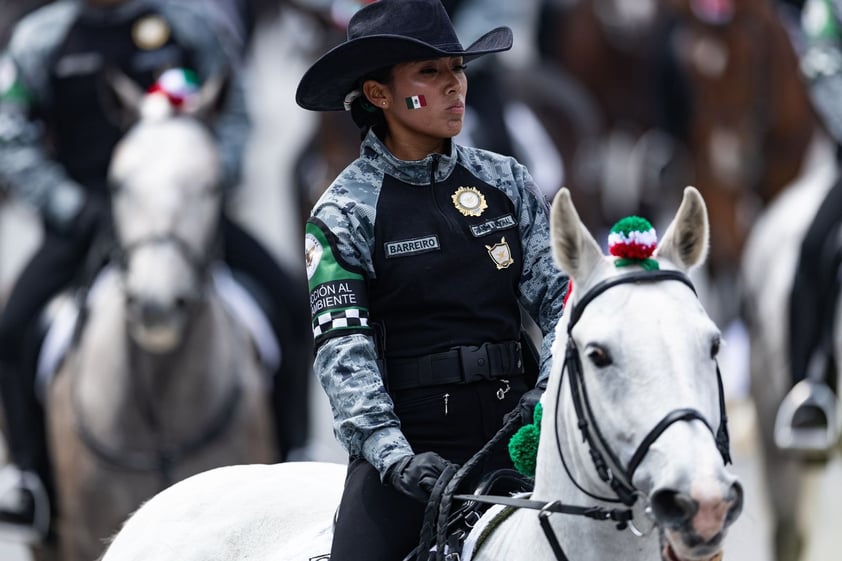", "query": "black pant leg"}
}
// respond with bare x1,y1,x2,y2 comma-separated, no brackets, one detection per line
0,230,88,504
788,176,842,385
330,458,426,561
219,215,313,459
